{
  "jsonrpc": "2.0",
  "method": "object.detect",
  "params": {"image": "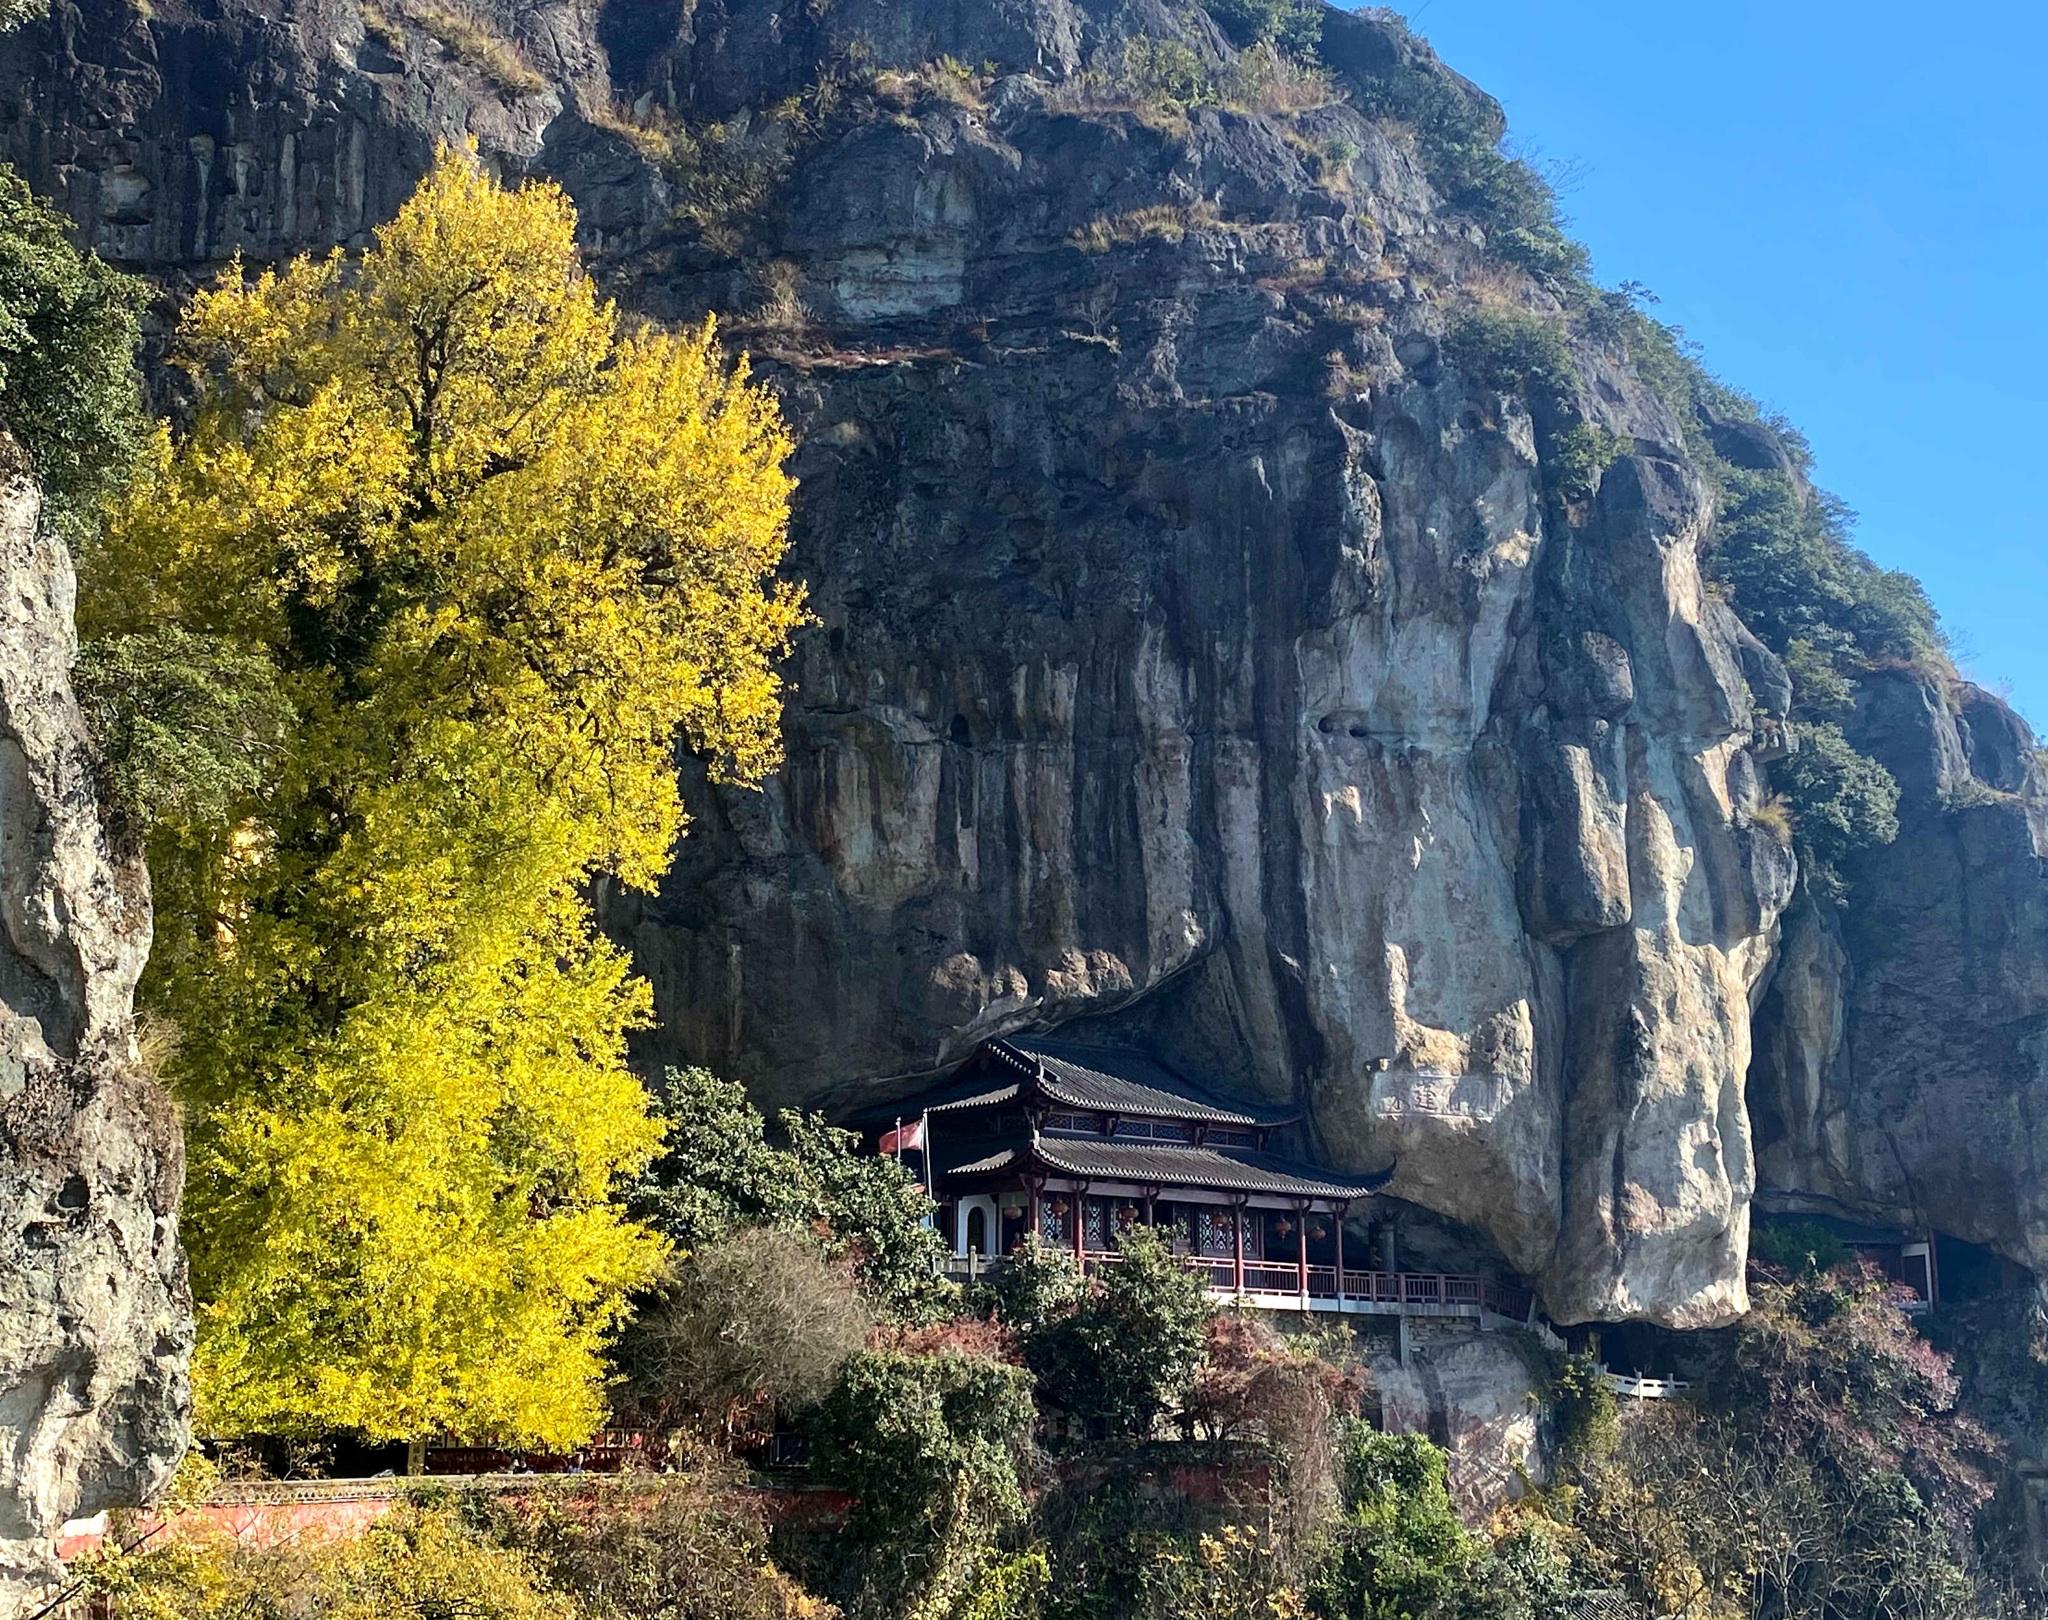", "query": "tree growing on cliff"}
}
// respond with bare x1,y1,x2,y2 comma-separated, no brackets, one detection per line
0,165,144,538
1307,1427,1486,1620
807,1348,1038,1617
1023,1227,1212,1442
629,1065,950,1320
622,1225,871,1437
81,147,806,1448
